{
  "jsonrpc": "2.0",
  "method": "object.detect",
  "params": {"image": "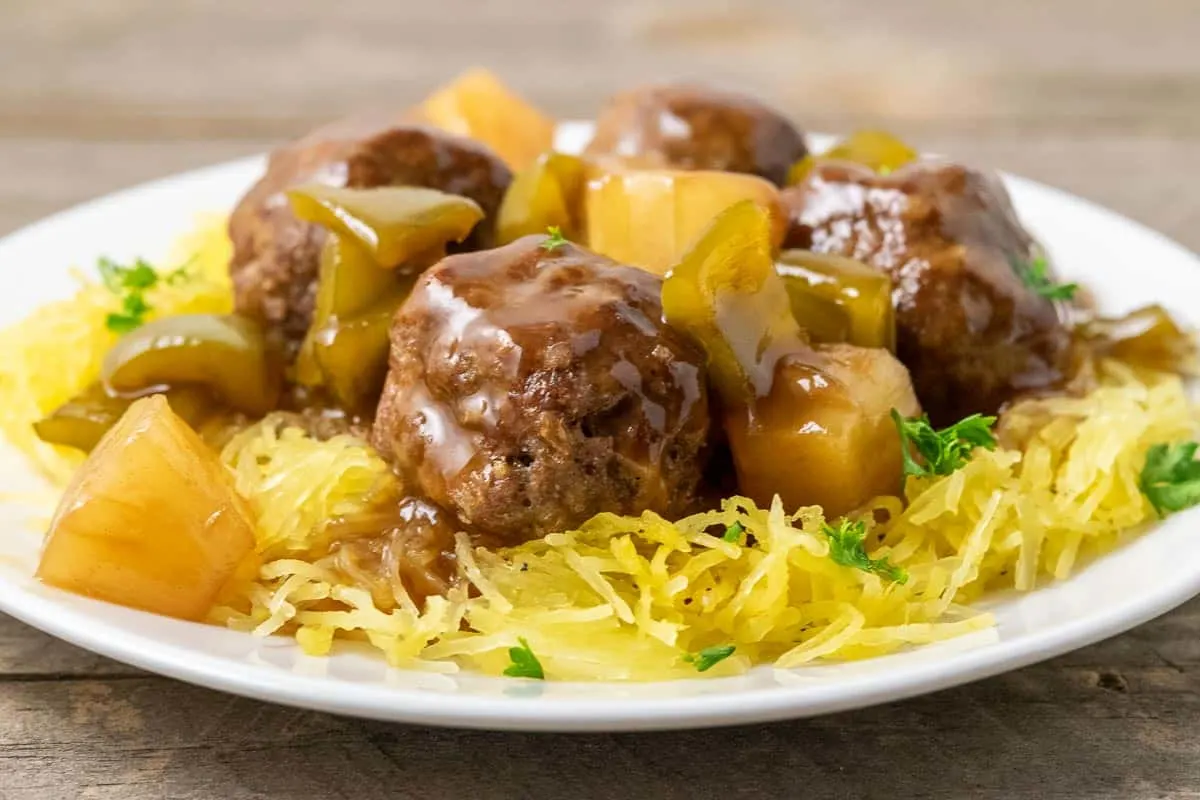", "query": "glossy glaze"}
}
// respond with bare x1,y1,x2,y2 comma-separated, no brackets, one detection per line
1077,303,1198,375
776,250,897,350
660,204,919,516
229,120,511,350
783,159,1075,424
34,383,215,453
724,344,921,516
101,314,282,416
585,84,808,186
372,235,711,544
325,496,459,606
